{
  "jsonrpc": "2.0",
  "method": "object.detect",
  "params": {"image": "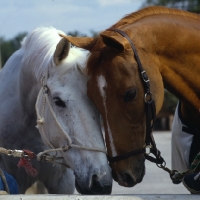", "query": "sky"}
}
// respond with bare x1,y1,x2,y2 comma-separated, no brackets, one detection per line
0,0,145,40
